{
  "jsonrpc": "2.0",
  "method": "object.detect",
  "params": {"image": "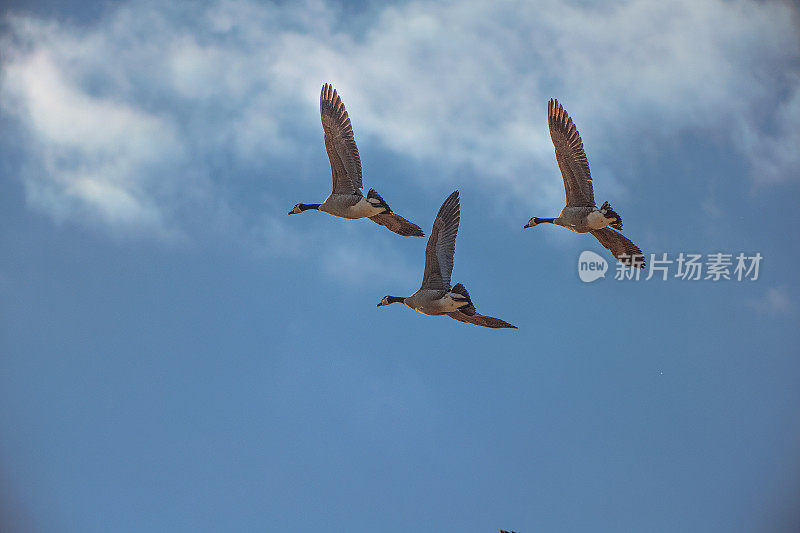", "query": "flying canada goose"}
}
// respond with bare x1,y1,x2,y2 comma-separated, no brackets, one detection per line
524,99,645,267
288,83,424,237
377,191,516,329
